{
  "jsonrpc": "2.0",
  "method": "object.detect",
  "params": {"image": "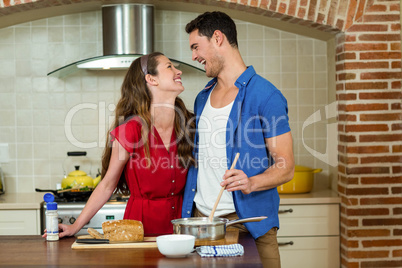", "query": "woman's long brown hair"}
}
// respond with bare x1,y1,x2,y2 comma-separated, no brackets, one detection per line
100,52,195,195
